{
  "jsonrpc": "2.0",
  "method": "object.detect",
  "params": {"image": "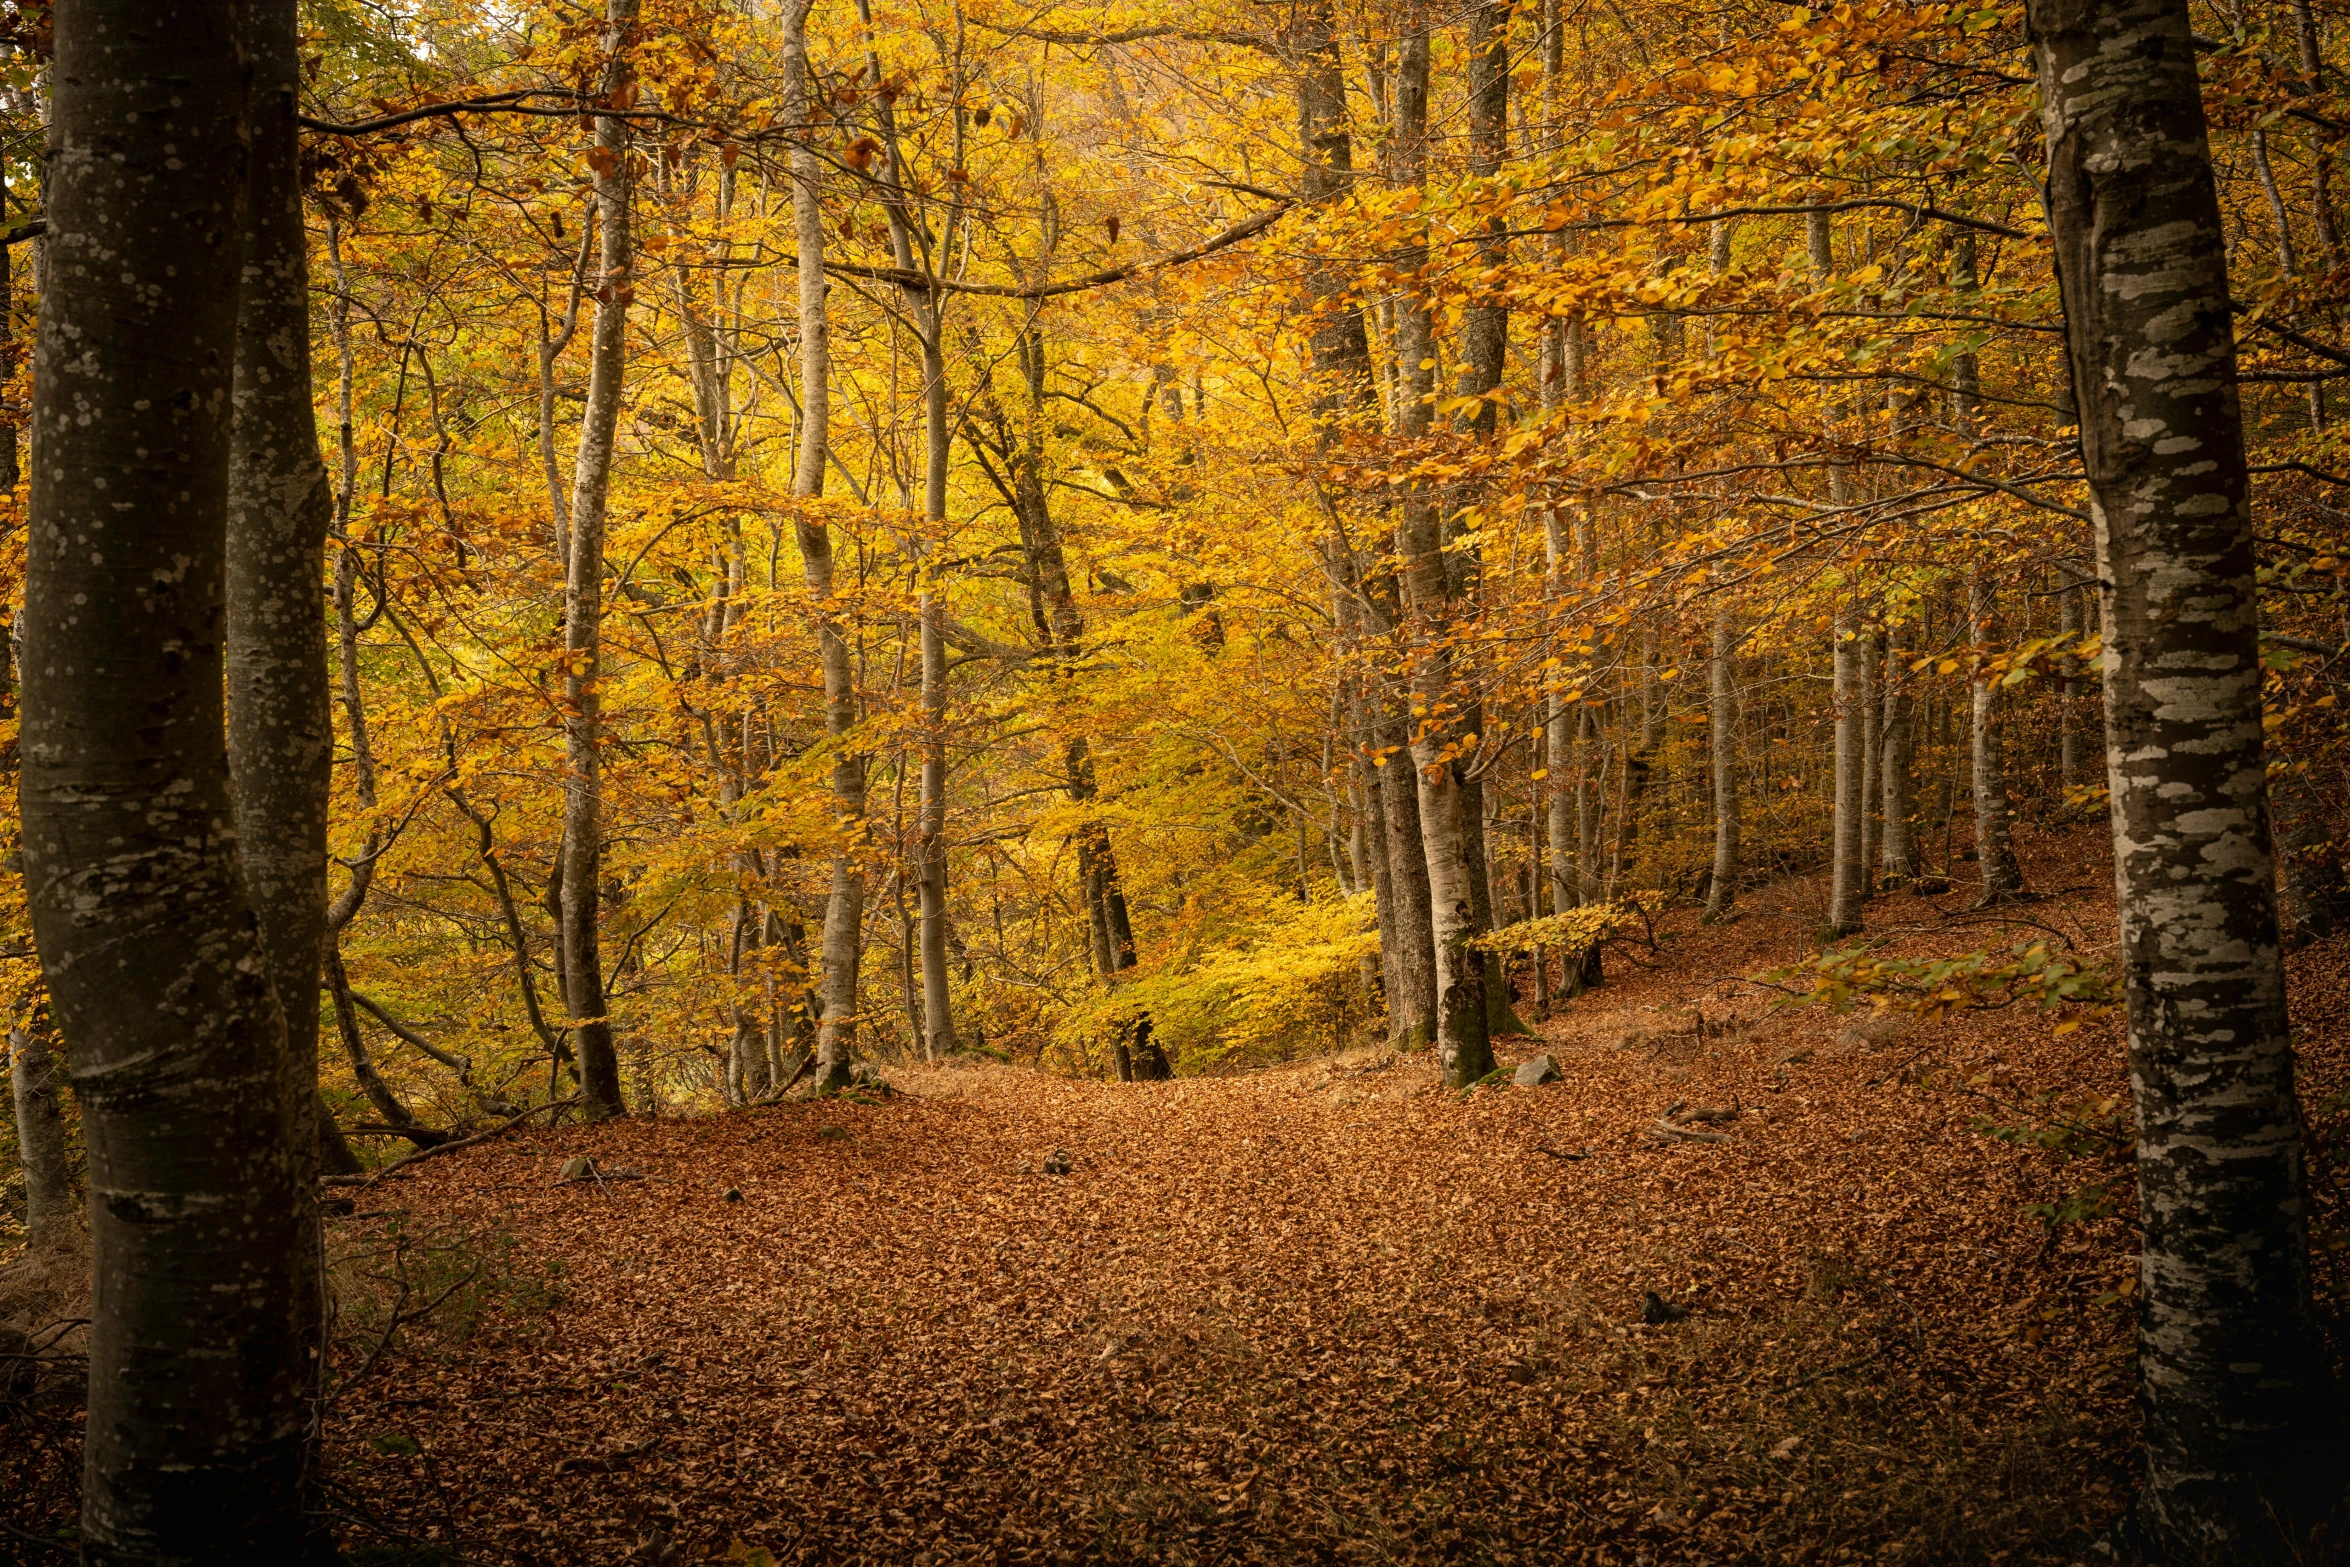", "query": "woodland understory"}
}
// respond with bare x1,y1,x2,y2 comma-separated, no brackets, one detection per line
3,0,2350,1557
